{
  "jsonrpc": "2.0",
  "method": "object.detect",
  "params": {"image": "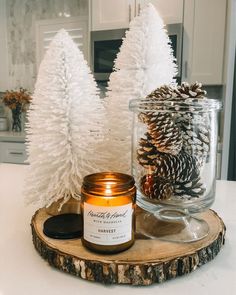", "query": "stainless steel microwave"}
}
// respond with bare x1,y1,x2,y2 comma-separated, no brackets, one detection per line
91,23,183,82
